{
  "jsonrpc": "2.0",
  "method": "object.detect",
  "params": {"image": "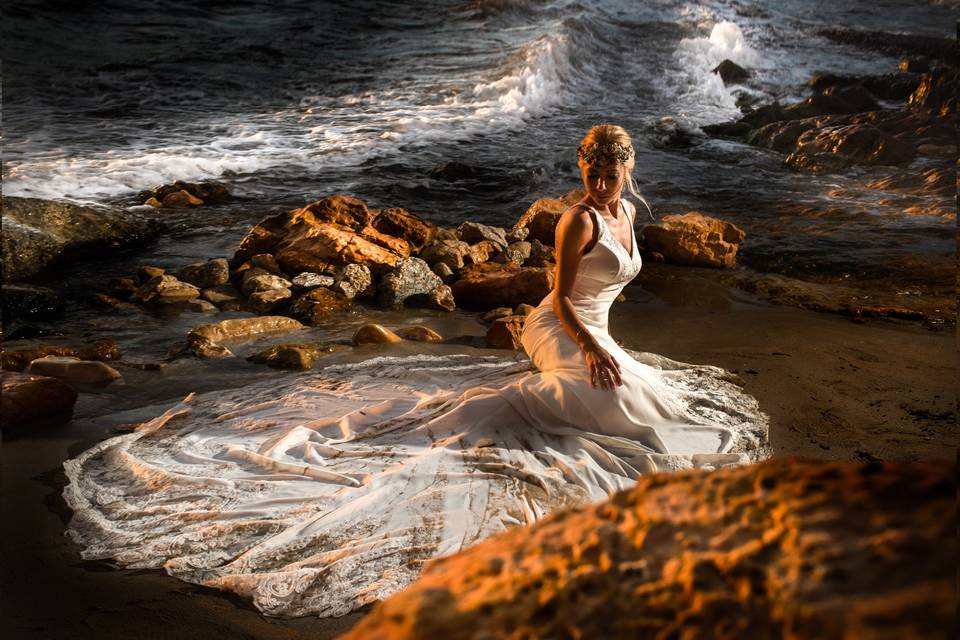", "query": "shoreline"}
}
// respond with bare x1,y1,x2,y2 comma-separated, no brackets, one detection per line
2,277,955,639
